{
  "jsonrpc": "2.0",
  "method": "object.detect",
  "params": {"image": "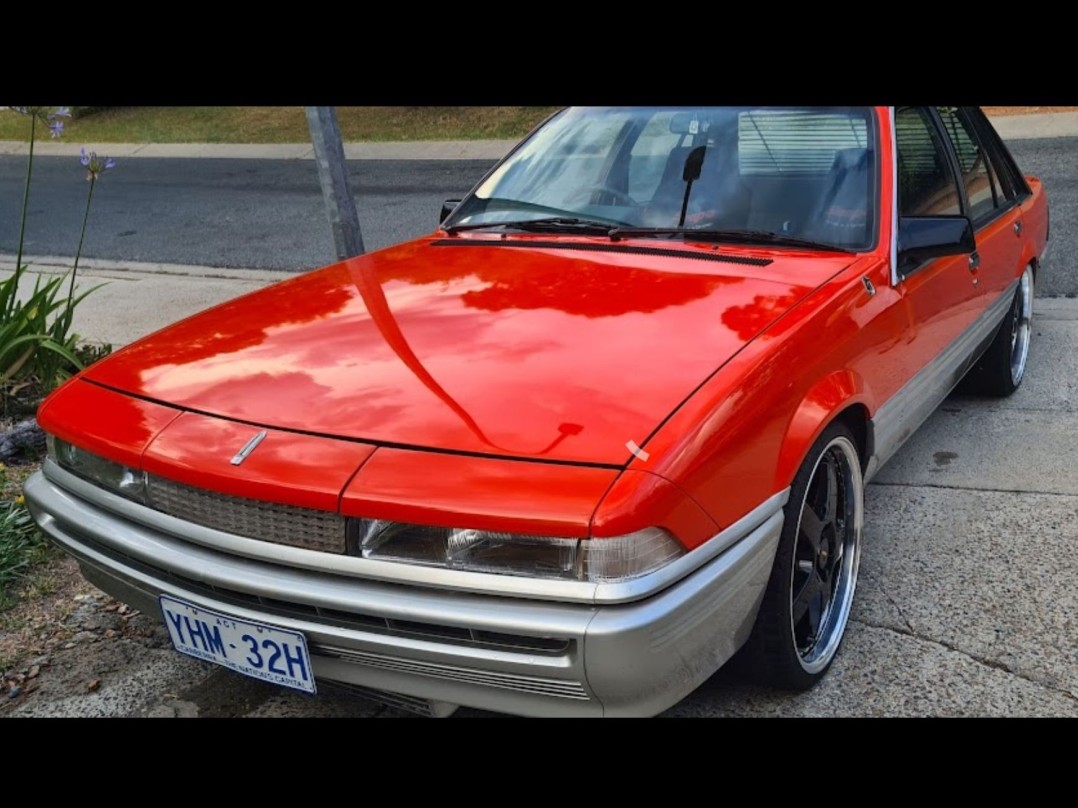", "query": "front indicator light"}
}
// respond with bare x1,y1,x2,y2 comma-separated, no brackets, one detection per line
583,527,685,583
